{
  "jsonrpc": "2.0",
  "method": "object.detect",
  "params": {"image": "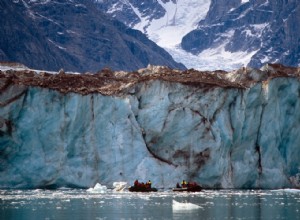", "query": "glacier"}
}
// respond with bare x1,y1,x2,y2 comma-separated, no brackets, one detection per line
96,0,262,70
98,0,300,70
0,63,300,189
